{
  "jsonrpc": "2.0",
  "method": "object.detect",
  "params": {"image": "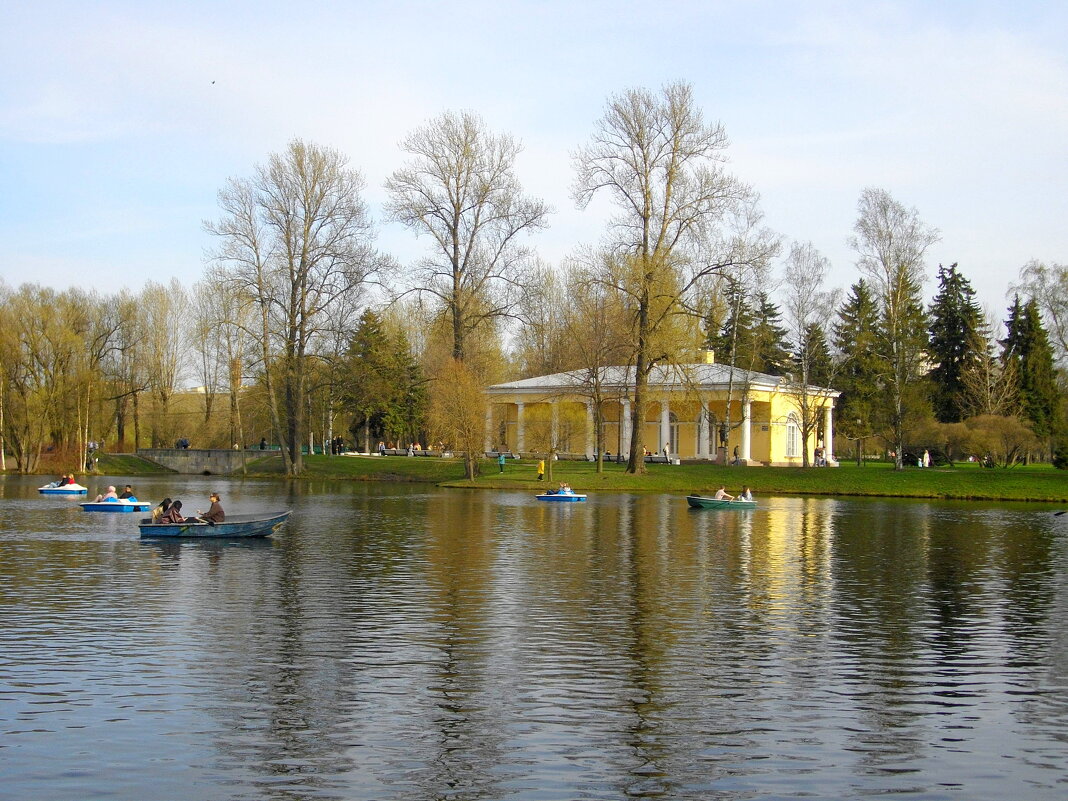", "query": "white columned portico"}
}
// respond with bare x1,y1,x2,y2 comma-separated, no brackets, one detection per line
621,399,632,456
660,401,671,455
516,402,525,453
585,401,594,460
698,403,709,459
741,399,752,462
